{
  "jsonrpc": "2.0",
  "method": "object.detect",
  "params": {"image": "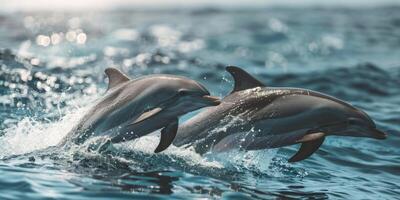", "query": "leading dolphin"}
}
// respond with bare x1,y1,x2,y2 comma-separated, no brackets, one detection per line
59,68,220,152
174,66,386,162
